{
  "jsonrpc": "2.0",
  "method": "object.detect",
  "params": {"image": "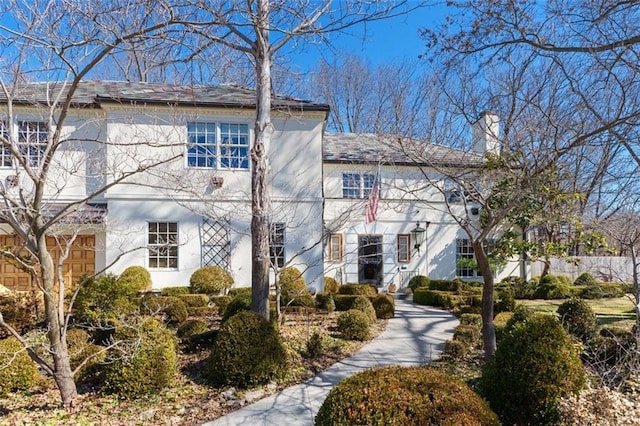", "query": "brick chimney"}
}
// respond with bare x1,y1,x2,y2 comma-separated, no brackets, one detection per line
472,111,500,155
